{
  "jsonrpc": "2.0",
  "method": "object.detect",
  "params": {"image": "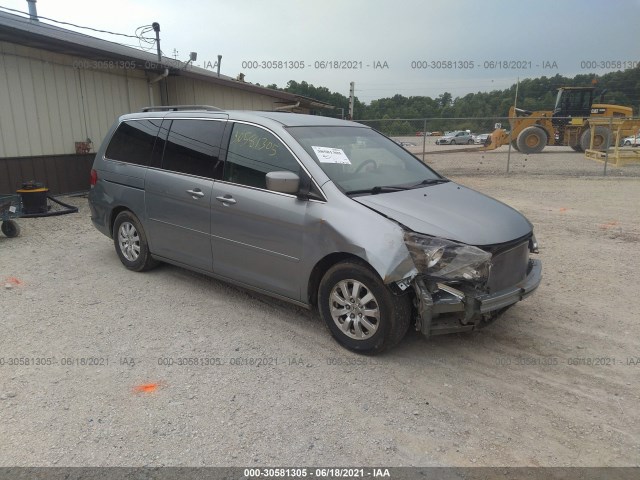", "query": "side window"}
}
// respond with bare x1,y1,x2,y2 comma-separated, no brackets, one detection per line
105,119,161,166
224,123,300,189
161,119,226,178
